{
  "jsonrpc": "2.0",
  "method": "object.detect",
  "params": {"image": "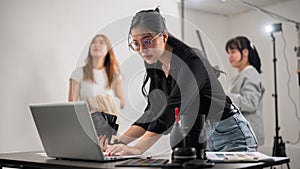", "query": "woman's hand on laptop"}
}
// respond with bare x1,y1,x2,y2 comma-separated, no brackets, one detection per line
98,135,109,151
104,144,142,156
